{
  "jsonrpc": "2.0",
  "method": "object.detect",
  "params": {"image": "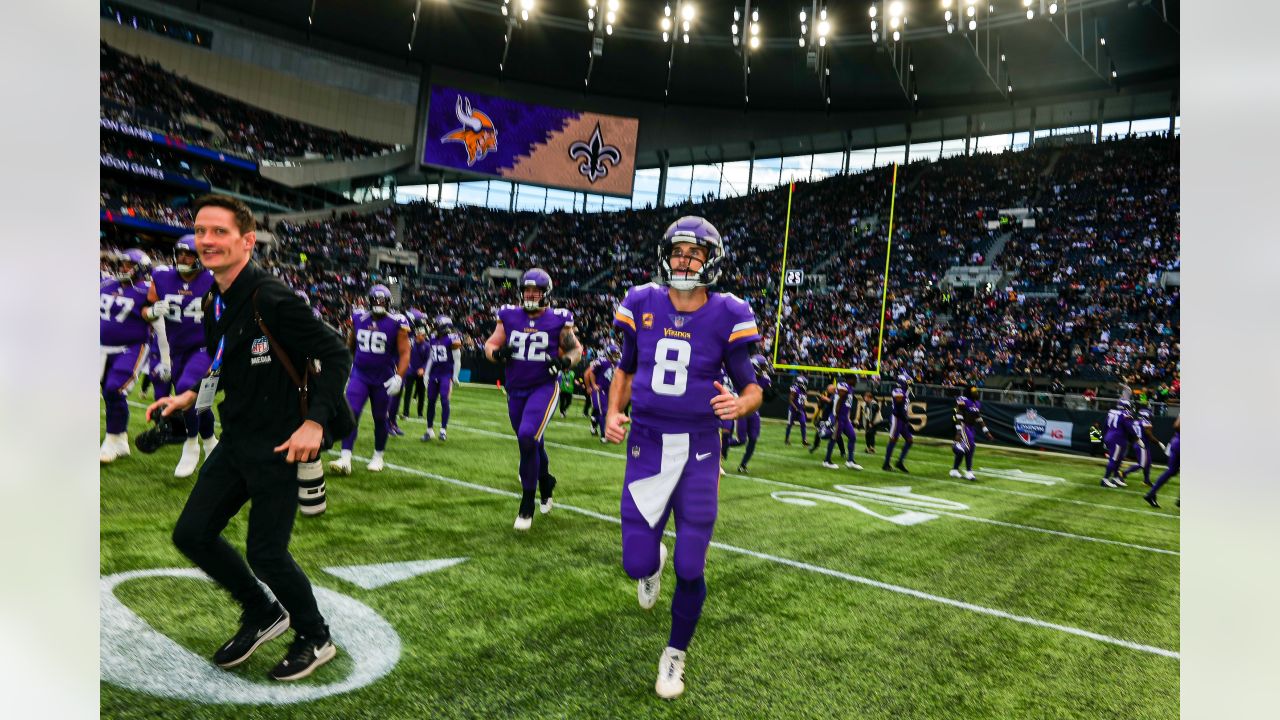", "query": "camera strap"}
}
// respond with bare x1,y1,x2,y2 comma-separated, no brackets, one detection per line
250,288,311,417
